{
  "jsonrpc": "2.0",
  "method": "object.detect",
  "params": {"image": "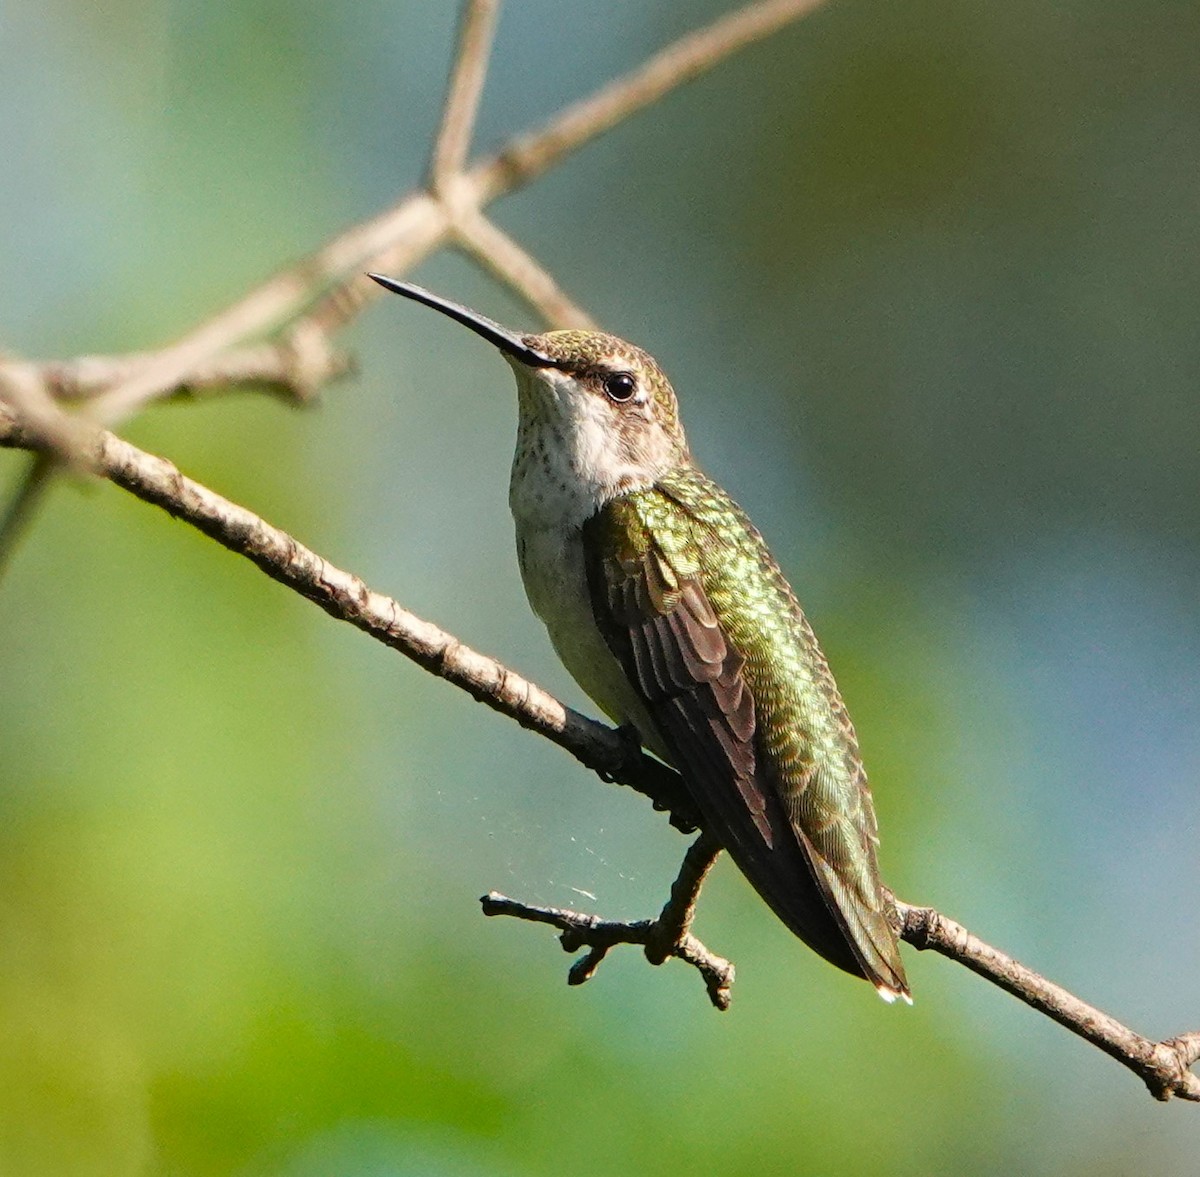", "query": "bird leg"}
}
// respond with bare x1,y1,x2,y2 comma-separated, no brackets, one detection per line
642,831,722,963
480,831,735,1009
